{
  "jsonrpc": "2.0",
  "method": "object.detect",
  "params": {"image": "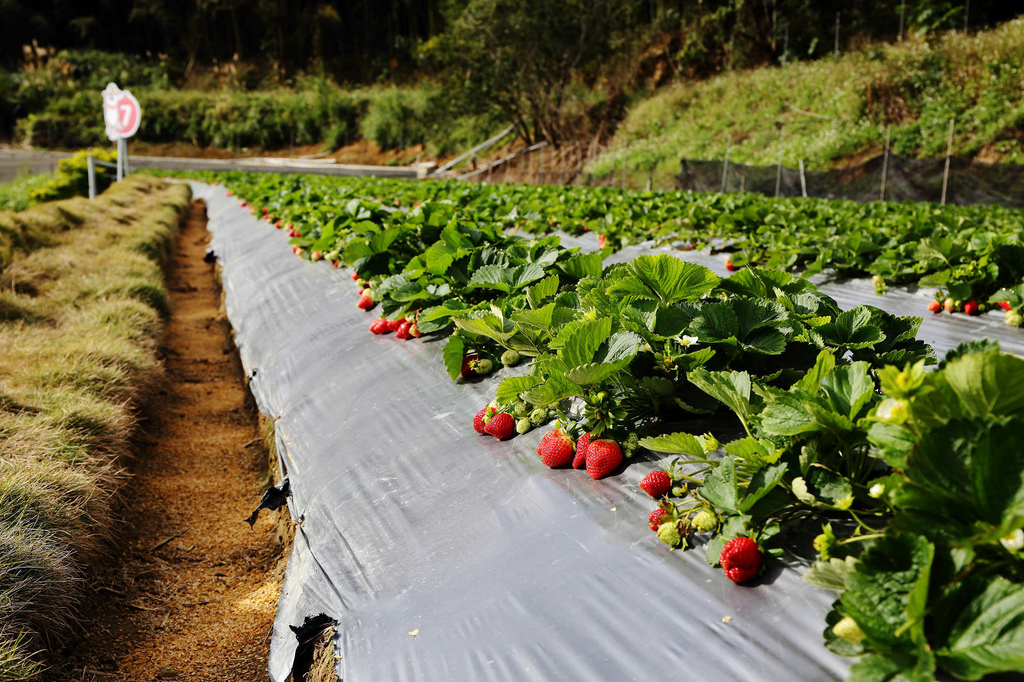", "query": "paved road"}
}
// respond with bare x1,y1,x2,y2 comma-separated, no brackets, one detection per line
0,150,69,183
0,149,426,184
